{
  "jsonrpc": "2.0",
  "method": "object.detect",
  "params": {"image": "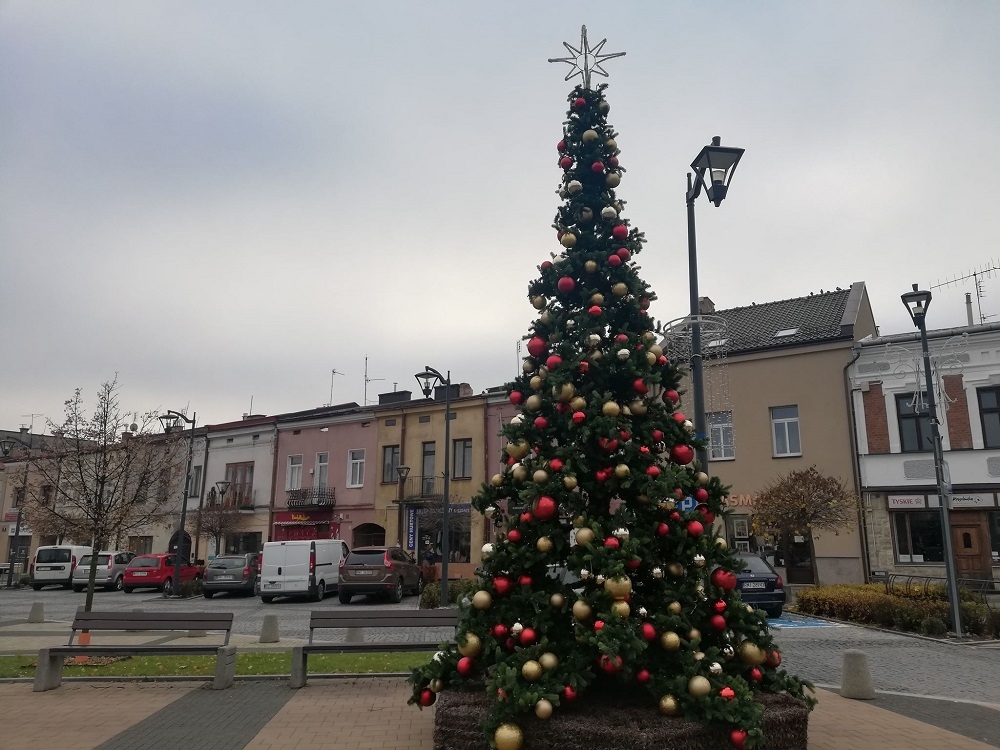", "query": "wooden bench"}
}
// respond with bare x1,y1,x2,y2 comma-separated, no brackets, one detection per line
290,609,458,688
34,611,236,692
